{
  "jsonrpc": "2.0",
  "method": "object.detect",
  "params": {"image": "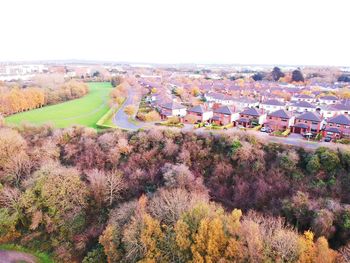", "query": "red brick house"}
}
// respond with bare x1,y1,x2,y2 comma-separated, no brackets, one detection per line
184,104,213,123
292,111,323,134
323,114,350,139
212,105,239,125
235,107,265,128
264,109,294,131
